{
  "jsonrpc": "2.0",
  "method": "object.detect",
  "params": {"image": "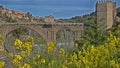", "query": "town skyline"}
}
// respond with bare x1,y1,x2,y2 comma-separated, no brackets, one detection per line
0,0,120,19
